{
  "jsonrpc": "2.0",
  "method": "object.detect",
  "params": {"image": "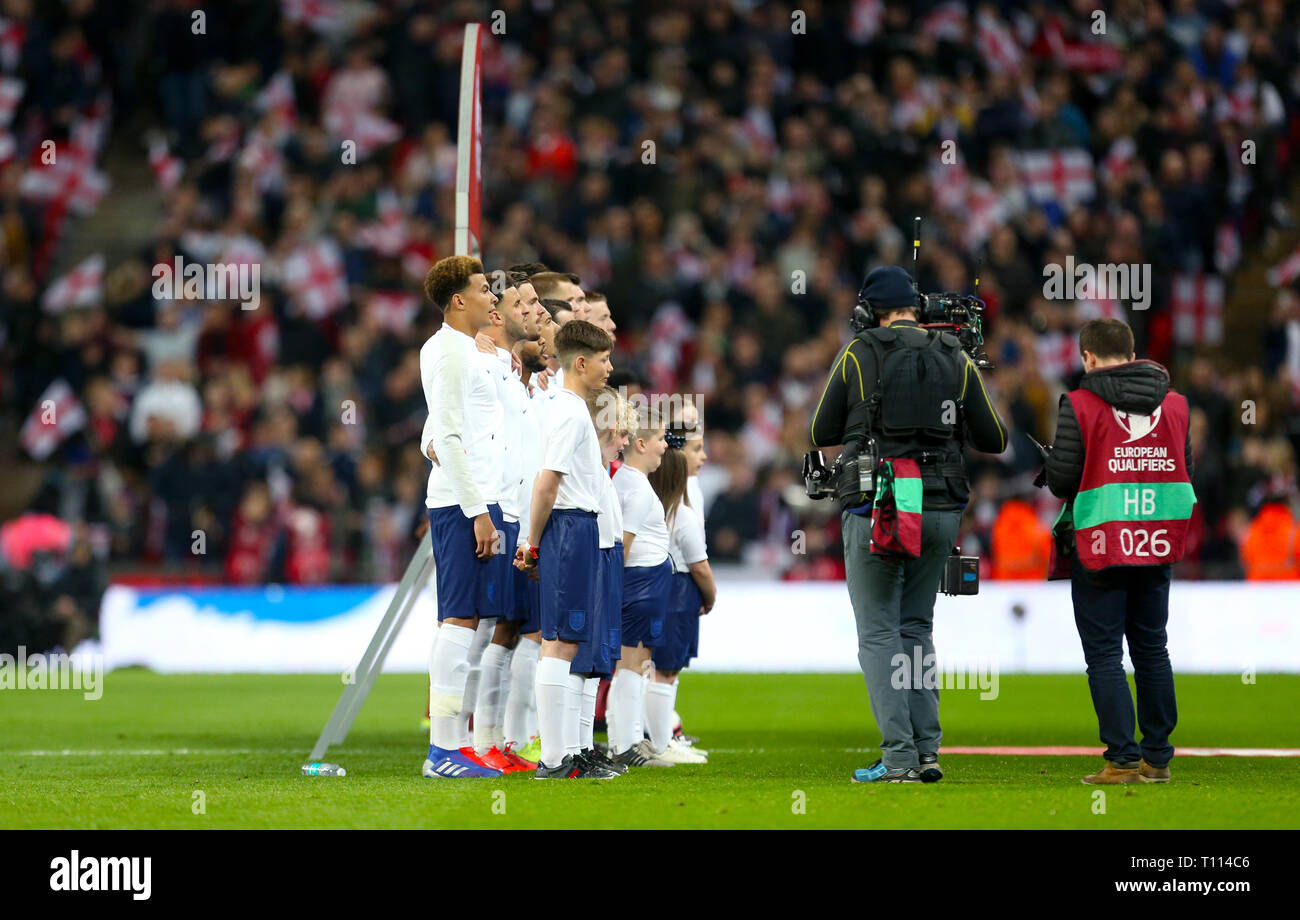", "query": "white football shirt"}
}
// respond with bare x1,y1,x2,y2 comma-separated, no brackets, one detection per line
540,388,604,514
668,501,707,573
613,464,669,567
420,325,505,516
596,466,623,549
